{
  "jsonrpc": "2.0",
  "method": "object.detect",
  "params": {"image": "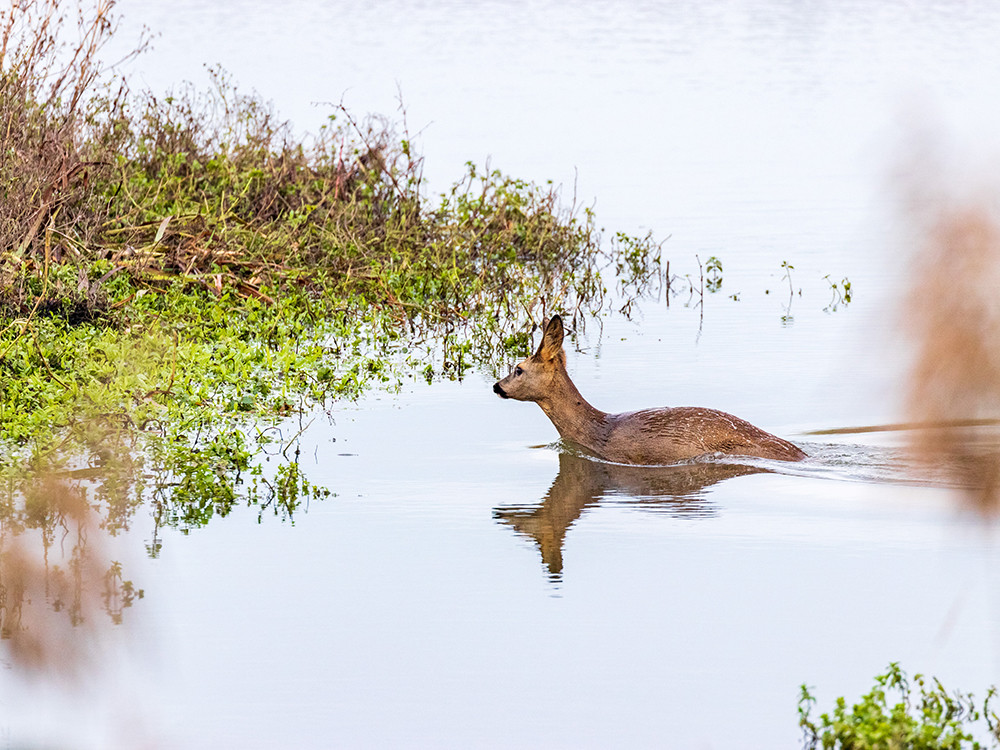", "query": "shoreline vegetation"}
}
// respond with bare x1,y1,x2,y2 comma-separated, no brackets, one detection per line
0,0,667,530
800,664,999,749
